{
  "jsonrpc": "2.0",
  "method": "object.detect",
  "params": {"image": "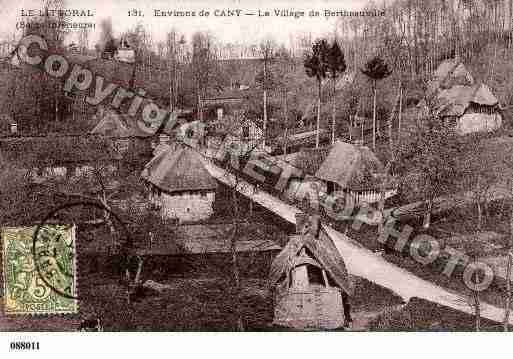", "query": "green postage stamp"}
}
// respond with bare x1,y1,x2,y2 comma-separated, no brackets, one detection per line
2,225,78,315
